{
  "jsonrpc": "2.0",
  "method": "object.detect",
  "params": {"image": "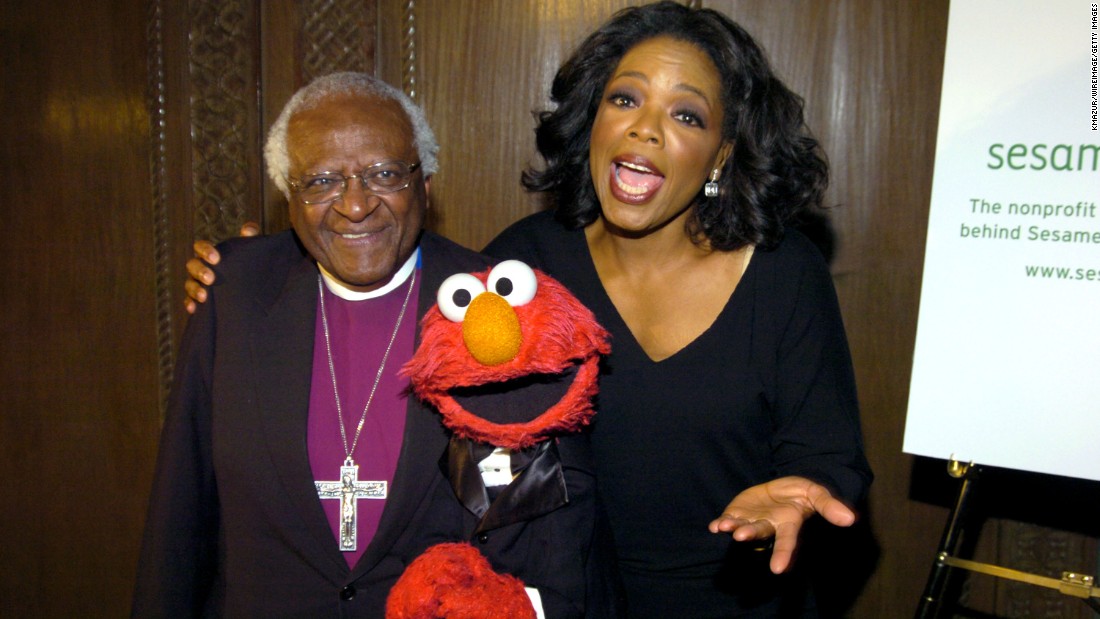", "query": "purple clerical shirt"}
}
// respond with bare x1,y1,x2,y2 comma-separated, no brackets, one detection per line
307,265,418,568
